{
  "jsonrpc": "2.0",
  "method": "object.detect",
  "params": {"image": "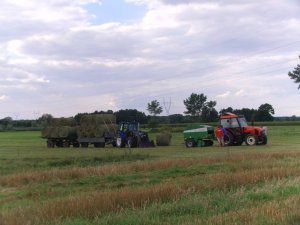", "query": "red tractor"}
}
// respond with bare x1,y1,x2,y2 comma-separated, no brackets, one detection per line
220,112,267,146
